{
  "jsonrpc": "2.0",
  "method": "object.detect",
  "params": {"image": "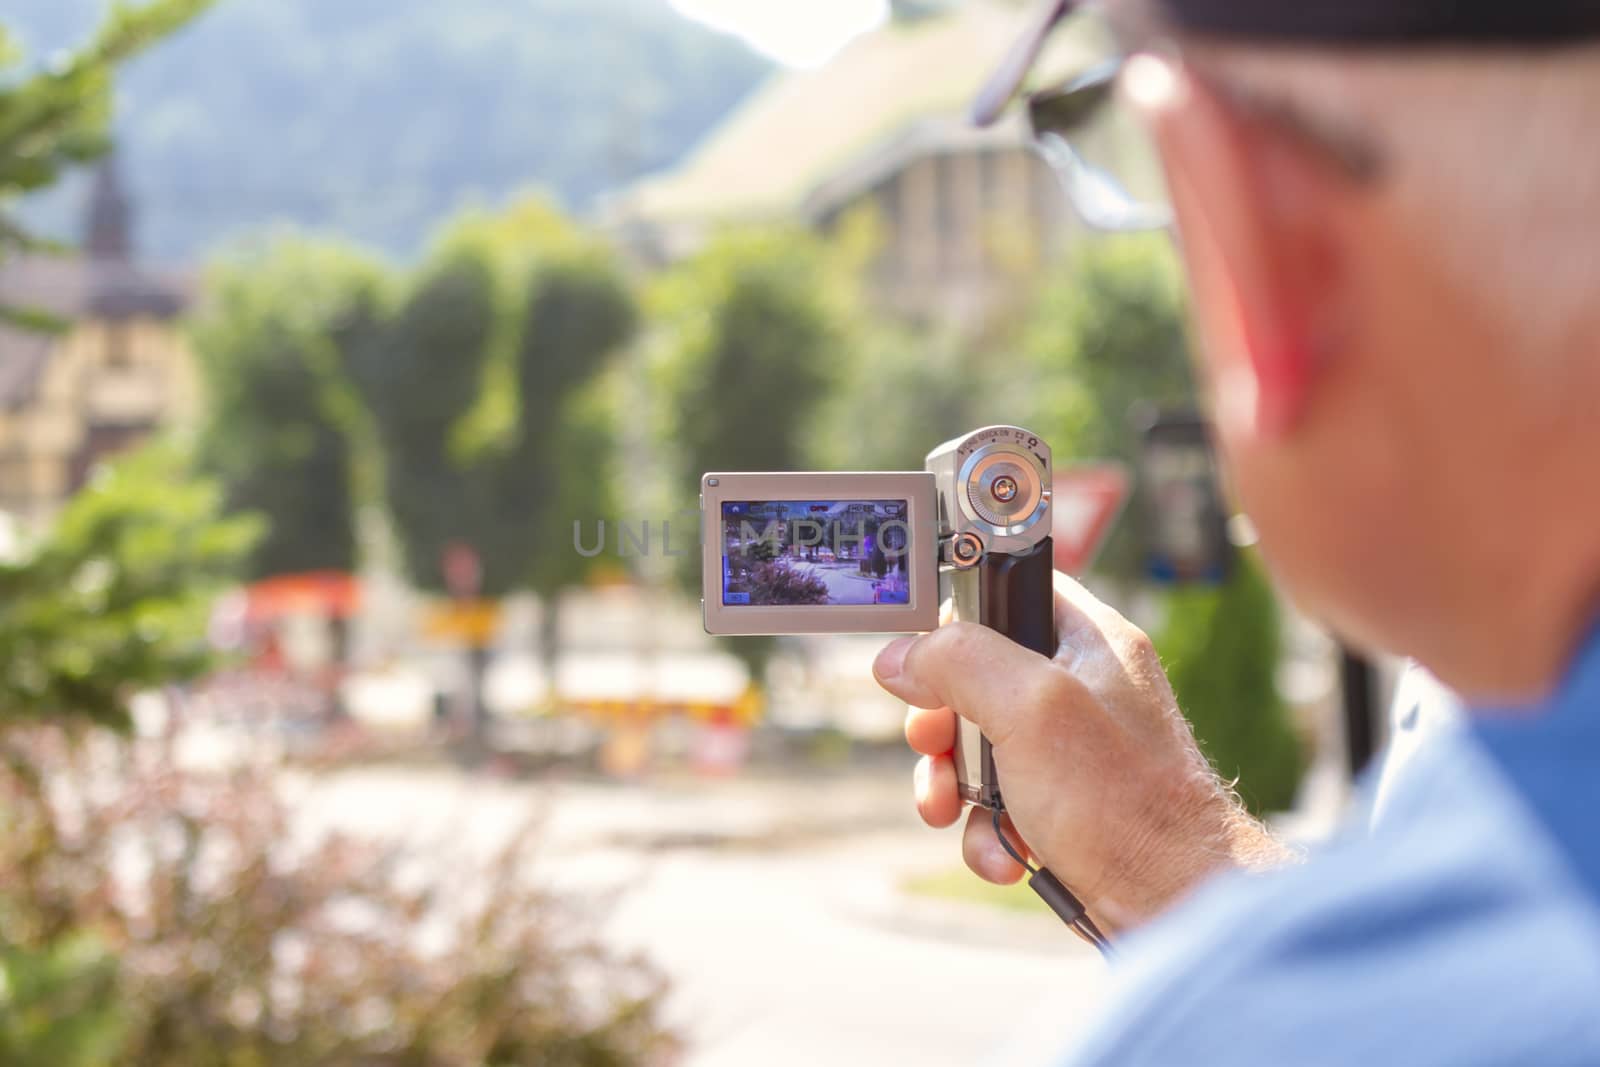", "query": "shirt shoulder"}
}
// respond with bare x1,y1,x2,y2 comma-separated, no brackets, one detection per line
1061,728,1600,1067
